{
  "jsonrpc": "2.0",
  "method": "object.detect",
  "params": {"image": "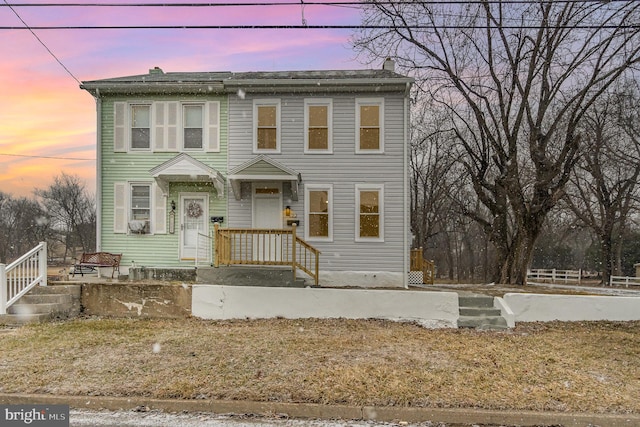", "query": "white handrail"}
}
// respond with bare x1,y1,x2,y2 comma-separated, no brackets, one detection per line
1,241,47,315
